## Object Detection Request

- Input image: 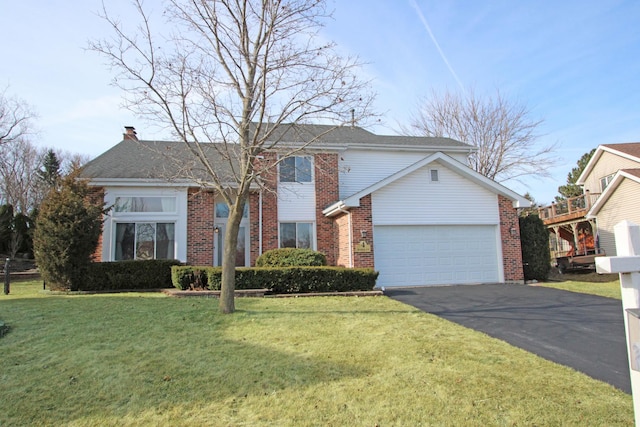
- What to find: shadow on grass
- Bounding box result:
[0,295,370,425]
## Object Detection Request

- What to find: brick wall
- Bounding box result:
[335,212,352,267]
[498,195,524,283]
[259,153,279,254]
[87,186,105,261]
[351,194,375,268]
[187,188,215,265]
[315,153,339,265]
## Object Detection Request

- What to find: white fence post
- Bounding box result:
[596,220,640,425]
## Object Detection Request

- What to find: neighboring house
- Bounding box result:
[81,125,530,288]
[538,142,640,264]
[580,143,640,257]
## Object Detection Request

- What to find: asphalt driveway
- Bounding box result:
[384,283,631,393]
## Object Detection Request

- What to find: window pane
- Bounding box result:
[156,223,175,259]
[115,197,176,213]
[136,223,156,260]
[115,223,135,260]
[280,223,297,248]
[297,157,312,182]
[296,223,312,249]
[215,203,229,218]
[215,202,248,218]
[280,157,296,182]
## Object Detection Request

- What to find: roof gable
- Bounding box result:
[323,152,530,216]
[577,143,640,185]
[587,168,640,217]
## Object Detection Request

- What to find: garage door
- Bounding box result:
[374,225,500,288]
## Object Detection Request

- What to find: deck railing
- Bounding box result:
[537,192,600,221]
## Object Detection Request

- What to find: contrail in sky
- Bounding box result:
[409,0,466,92]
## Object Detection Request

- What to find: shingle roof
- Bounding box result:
[602,143,640,159]
[258,123,471,149]
[81,139,239,182]
[621,168,640,179]
[81,124,473,181]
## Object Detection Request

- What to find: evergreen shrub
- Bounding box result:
[171,265,378,293]
[519,214,551,281]
[81,259,182,291]
[256,248,327,267]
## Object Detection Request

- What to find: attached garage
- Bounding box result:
[323,152,529,288]
[374,225,501,288]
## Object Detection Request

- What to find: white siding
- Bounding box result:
[277,182,316,221]
[596,179,640,257]
[371,161,499,225]
[583,151,640,194]
[339,150,434,199]
[102,186,188,262]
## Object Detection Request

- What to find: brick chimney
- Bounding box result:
[123,126,138,141]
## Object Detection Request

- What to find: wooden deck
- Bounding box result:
[538,193,600,226]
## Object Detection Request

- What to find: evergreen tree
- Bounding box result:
[557,149,596,200]
[519,215,551,281]
[33,171,105,291]
[37,149,61,187]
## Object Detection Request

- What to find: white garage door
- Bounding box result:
[374,225,500,288]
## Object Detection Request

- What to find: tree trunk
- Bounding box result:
[219,198,246,314]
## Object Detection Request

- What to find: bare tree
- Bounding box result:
[0,87,37,146]
[0,142,86,214]
[0,139,43,213]
[406,88,555,182]
[90,0,374,313]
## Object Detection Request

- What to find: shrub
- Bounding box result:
[172,265,378,293]
[33,173,105,291]
[256,248,327,267]
[80,259,182,291]
[519,214,551,281]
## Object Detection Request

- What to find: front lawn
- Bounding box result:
[0,280,632,426]
[539,275,622,299]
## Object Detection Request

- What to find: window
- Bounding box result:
[279,156,312,183]
[430,169,439,182]
[114,196,176,213]
[280,222,313,249]
[215,203,249,218]
[115,222,175,260]
[600,173,615,192]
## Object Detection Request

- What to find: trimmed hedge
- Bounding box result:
[256,248,327,267]
[171,265,379,293]
[79,259,183,291]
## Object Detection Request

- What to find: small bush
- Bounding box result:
[79,259,182,291]
[256,248,327,267]
[171,265,378,293]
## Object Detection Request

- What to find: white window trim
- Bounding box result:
[429,169,439,183]
[102,187,187,262]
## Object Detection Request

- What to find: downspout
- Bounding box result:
[338,207,353,268]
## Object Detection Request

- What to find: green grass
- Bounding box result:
[539,279,622,299]
[0,280,632,426]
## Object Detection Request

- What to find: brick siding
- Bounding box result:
[315,153,339,265]
[87,186,105,261]
[498,195,525,283]
[187,188,215,265]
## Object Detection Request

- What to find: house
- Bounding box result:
[579,143,640,257]
[81,125,530,288]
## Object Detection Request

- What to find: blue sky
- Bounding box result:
[1,1,639,205]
